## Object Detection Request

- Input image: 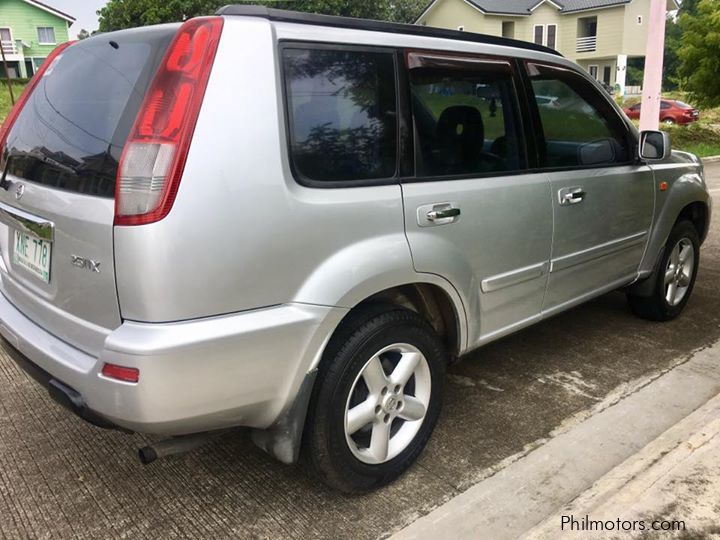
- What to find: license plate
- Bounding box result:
[13,230,51,283]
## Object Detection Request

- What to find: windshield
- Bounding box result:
[2,26,176,197]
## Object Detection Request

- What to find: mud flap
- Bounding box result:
[251,369,317,464]
[626,246,666,298]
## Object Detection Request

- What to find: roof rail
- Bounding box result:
[215,5,563,57]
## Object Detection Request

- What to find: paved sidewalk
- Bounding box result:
[391,340,720,540]
[527,394,720,539]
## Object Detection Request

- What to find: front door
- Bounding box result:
[401,52,553,346]
[525,62,654,313]
[603,65,612,85]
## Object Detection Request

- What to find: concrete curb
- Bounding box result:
[703,155,720,163]
[525,394,720,539]
[390,340,720,540]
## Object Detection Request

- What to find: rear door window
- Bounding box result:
[2,27,175,197]
[282,46,398,185]
[527,62,631,168]
[408,53,525,177]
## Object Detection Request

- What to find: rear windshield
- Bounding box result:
[2,26,176,198]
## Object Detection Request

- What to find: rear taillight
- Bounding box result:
[115,17,224,226]
[0,41,74,171]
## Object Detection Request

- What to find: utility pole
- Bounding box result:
[639,0,667,131]
[0,39,15,106]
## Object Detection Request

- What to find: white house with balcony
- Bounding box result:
[415,0,679,95]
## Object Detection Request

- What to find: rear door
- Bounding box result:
[524,62,654,313]
[0,26,175,356]
[401,52,553,345]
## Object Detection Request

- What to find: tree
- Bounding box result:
[97,0,427,32]
[77,28,91,40]
[626,57,645,87]
[663,15,681,90]
[678,0,701,16]
[98,1,226,31]
[677,0,720,106]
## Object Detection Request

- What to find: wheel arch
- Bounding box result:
[676,200,709,244]
[252,280,467,464]
[631,195,709,298]
[350,282,466,360]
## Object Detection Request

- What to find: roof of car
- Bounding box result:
[216,5,562,57]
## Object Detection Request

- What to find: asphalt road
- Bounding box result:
[1,163,719,540]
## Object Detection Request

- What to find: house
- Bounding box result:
[415,0,678,95]
[0,0,74,78]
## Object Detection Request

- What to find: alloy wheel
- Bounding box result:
[664,237,695,307]
[344,343,432,465]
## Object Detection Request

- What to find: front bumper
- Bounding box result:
[0,291,345,435]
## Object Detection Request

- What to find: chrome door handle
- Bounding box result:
[417,202,461,227]
[427,208,461,221]
[559,187,586,206]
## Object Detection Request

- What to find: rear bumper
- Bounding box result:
[3,339,123,431]
[0,291,345,435]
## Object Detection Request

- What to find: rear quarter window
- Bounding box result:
[282,46,398,186]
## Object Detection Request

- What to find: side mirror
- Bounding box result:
[579,139,615,166]
[639,130,671,161]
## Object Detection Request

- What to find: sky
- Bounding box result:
[47,0,106,38]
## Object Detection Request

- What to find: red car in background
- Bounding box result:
[624,99,700,125]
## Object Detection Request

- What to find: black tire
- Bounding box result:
[627,220,700,321]
[302,305,446,493]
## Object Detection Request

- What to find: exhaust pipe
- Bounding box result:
[138,431,227,464]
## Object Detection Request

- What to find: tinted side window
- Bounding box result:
[409,56,524,177]
[528,63,630,168]
[283,47,397,184]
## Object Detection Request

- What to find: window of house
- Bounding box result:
[37,27,56,44]
[527,63,631,168]
[588,65,599,79]
[547,25,557,49]
[0,28,12,53]
[283,47,397,184]
[534,25,544,45]
[409,55,524,177]
[502,21,515,38]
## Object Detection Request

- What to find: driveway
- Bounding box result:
[1,163,719,539]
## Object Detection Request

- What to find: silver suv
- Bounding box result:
[0,7,711,492]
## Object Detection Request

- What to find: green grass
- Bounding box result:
[674,141,720,157]
[0,81,28,124]
[419,91,506,139]
[665,122,720,157]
